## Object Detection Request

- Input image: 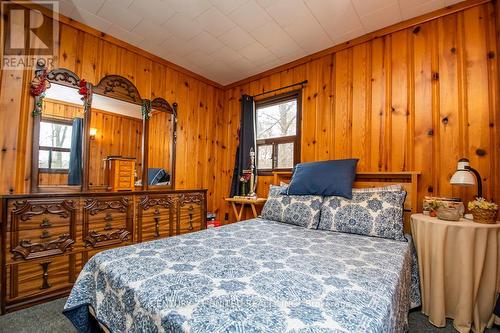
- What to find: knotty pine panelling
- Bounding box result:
[0,16,224,214]
[216,2,500,223]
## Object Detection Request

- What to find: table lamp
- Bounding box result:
[450,158,482,198]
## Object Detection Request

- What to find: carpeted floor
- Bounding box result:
[0,297,499,333]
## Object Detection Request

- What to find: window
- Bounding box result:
[38,119,73,172]
[256,91,300,174]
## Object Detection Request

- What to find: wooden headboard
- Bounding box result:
[272,171,420,233]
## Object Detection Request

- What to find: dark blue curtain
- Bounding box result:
[230,95,256,197]
[68,118,83,185]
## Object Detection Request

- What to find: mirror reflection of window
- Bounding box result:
[37,83,84,187]
[38,119,73,171]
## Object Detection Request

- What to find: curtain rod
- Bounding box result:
[251,80,308,98]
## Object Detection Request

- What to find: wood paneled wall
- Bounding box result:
[0,11,224,213]
[216,2,500,222]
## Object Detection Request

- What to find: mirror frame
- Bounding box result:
[30,61,178,193]
[144,98,178,190]
[30,60,91,192]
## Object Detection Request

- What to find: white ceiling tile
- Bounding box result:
[278,50,307,64]
[185,50,216,68]
[196,7,236,37]
[400,0,445,20]
[97,1,141,31]
[263,0,312,28]
[359,3,402,31]
[68,0,106,15]
[228,0,273,31]
[218,26,256,51]
[251,21,304,59]
[49,0,76,17]
[164,0,212,18]
[190,32,225,54]
[305,0,363,41]
[64,0,456,84]
[210,46,241,62]
[334,27,366,44]
[160,35,198,56]
[209,0,249,15]
[283,18,332,54]
[71,6,112,32]
[239,42,276,66]
[131,20,172,45]
[254,0,276,8]
[128,0,176,25]
[106,24,144,46]
[163,14,203,41]
[352,0,398,16]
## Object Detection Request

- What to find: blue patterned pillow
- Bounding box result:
[262,185,323,229]
[318,185,407,241]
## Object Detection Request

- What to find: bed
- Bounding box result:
[64,172,421,333]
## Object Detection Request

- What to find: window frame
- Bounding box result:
[255,90,301,176]
[38,117,73,174]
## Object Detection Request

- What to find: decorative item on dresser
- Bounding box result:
[105,157,136,191]
[0,189,207,314]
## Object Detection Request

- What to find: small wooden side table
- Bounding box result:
[225,197,267,222]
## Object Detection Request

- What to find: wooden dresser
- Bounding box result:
[0,189,206,313]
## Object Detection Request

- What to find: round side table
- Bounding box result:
[410,213,500,333]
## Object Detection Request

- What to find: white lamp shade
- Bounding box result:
[450,170,475,186]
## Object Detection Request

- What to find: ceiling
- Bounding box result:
[50,0,464,85]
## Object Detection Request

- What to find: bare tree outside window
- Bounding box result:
[39,120,72,172]
[255,92,300,173]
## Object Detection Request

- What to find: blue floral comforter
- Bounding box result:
[64,218,421,333]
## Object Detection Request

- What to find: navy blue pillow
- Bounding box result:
[282,159,358,199]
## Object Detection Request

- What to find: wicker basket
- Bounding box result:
[471,208,498,224]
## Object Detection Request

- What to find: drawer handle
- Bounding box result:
[40,230,51,239]
[40,261,52,289]
[104,222,113,231]
[154,217,160,237]
[188,216,194,230]
[104,213,113,222]
[40,218,52,228]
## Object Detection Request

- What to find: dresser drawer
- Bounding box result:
[6,225,77,263]
[141,215,174,241]
[6,255,75,303]
[6,199,77,231]
[178,204,202,235]
[83,197,133,248]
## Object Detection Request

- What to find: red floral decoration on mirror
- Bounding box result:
[78,79,91,110]
[30,69,50,116]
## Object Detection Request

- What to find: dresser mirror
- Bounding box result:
[144,98,177,189]
[89,75,144,191]
[31,67,88,192]
[30,63,178,193]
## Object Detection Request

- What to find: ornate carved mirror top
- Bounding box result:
[92,75,142,105]
[45,68,81,89]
